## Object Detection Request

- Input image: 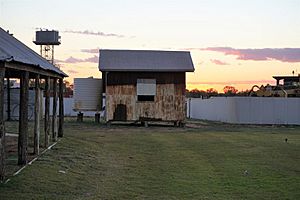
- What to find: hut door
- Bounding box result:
[113,104,127,121]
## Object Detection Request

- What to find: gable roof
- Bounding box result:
[99,49,195,72]
[0,27,67,77]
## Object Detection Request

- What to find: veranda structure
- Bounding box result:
[0,27,67,181]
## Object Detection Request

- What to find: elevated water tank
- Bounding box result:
[73,78,102,111]
[33,30,61,45]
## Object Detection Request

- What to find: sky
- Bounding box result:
[1,0,300,92]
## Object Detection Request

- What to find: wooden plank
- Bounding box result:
[6,78,11,121]
[0,67,5,181]
[33,74,40,155]
[58,78,64,138]
[18,71,29,165]
[52,78,58,142]
[4,62,65,79]
[44,77,50,148]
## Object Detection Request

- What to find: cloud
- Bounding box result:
[64,57,82,63]
[187,80,274,85]
[210,59,229,65]
[67,69,79,74]
[81,48,99,54]
[84,55,99,63]
[56,55,99,64]
[201,47,300,63]
[63,29,125,38]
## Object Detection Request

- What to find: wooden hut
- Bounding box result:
[99,49,194,125]
[0,27,67,181]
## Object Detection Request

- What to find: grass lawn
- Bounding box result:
[0,119,299,200]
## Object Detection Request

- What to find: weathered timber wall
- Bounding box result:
[105,72,186,122]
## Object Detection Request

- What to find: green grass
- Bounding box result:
[1,119,300,199]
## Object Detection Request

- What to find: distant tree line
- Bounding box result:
[57,83,249,99]
[186,86,250,98]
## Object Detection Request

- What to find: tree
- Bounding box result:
[186,88,207,98]
[223,86,238,96]
[206,88,218,96]
[63,80,73,98]
[186,88,219,98]
[237,89,250,96]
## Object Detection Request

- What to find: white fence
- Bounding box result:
[5,96,98,120]
[46,97,98,117]
[187,97,300,125]
[9,95,300,124]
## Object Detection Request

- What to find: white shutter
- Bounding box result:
[137,79,156,96]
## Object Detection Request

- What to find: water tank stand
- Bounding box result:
[95,113,100,123]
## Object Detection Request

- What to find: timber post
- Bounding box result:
[44,77,50,148]
[33,74,40,155]
[6,77,11,121]
[0,67,5,181]
[18,71,29,165]
[58,78,64,138]
[52,78,58,142]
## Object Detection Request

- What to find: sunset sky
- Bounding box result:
[1,0,300,92]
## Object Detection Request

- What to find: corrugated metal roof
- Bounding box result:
[99,49,195,72]
[0,27,67,77]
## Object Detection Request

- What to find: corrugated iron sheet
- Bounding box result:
[99,49,195,72]
[0,27,67,77]
[73,78,103,111]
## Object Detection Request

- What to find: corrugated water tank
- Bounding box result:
[73,78,102,111]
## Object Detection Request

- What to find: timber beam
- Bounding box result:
[4,62,65,79]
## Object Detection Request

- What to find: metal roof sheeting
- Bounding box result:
[0,27,67,77]
[99,49,195,72]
